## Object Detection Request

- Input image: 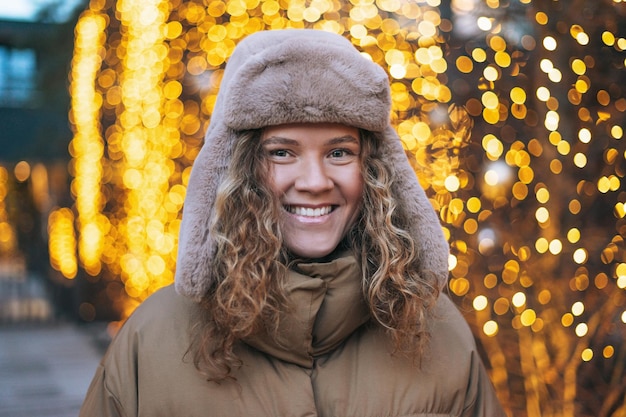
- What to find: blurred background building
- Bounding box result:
[0,1,88,324]
[0,0,624,416]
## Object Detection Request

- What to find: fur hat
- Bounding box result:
[174,29,450,301]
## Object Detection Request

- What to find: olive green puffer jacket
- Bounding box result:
[80,256,506,417]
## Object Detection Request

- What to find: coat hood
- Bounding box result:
[174,29,450,301]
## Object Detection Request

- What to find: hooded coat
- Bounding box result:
[80,30,506,417]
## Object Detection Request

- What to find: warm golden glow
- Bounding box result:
[69,12,108,276]
[0,167,17,254]
[48,208,78,279]
[473,295,488,311]
[62,1,626,414]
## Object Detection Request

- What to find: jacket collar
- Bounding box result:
[242,254,370,368]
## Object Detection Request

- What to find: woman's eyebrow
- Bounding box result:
[261,136,300,146]
[261,135,359,146]
[326,135,360,146]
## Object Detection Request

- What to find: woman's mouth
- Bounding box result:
[285,205,334,217]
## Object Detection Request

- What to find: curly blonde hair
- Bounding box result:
[189,128,440,381]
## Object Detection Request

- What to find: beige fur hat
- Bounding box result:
[174,29,450,301]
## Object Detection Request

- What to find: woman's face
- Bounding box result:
[261,123,364,259]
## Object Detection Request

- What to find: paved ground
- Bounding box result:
[0,323,106,417]
[0,266,111,416]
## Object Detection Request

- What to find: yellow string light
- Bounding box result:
[69,11,108,276]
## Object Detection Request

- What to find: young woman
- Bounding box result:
[80,29,506,417]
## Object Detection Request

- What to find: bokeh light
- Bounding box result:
[54,0,626,415]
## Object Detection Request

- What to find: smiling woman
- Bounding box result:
[80,29,505,417]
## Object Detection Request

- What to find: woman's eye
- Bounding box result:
[269,149,289,157]
[330,149,356,158]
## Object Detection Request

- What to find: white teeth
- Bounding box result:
[288,206,332,217]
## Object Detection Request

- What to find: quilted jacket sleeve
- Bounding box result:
[461,348,507,417]
[79,313,141,417]
[79,362,129,417]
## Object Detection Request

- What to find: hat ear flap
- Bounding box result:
[381,126,450,290]
[174,125,232,301]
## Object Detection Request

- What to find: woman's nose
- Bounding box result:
[294,158,333,193]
